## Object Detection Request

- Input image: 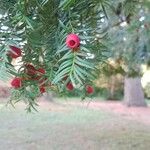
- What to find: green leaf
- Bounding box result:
[75,57,95,69]
[74,66,86,80]
[80,46,90,53]
[73,69,83,85]
[56,44,68,54]
[53,67,71,84]
[59,0,73,9]
[76,56,94,65]
[70,73,76,86]
[25,17,34,30]
[59,50,73,62]
[57,59,72,73]
[76,66,94,79]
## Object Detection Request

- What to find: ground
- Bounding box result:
[0,98,150,150]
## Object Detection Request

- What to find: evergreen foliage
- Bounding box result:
[0,0,150,111]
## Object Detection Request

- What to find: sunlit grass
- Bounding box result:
[0,101,150,150]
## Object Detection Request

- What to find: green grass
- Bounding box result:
[0,102,150,150]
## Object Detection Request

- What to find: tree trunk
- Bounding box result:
[108,75,116,100]
[123,77,147,107]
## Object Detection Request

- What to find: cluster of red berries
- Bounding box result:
[65,34,94,94]
[25,64,47,94]
[9,34,80,59]
[65,34,78,91]
[10,34,94,95]
[8,46,22,90]
[66,82,94,94]
[8,45,47,94]
[11,64,47,94]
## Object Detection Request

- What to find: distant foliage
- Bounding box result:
[144,83,150,98]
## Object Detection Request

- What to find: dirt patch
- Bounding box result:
[36,99,150,126]
[38,101,71,112]
[2,96,150,125]
[0,81,10,98]
[1,99,150,150]
[69,101,150,125]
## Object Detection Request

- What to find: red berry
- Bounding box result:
[40,86,46,94]
[11,77,22,89]
[35,68,46,83]
[66,82,74,91]
[36,68,46,74]
[86,85,94,94]
[9,46,21,59]
[25,64,36,76]
[66,34,80,49]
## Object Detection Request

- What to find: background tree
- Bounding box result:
[107,1,150,106]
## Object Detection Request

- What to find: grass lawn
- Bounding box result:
[0,101,150,150]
